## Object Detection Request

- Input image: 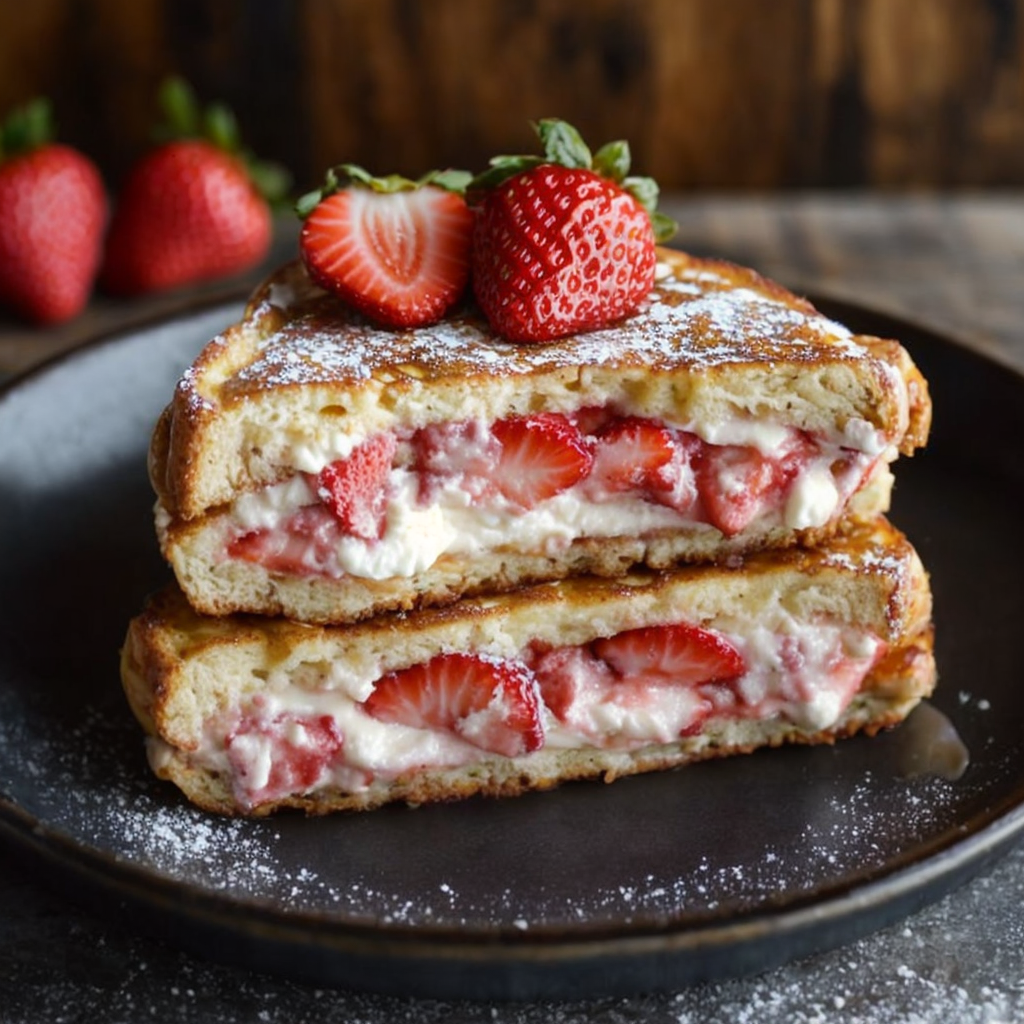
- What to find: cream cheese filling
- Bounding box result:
[172,612,882,809]
[225,429,888,582]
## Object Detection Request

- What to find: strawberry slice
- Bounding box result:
[316,433,397,541]
[298,167,473,328]
[226,710,344,804]
[411,418,499,503]
[590,417,676,493]
[363,653,544,758]
[228,504,341,575]
[696,434,819,536]
[695,444,780,537]
[491,413,593,509]
[530,644,616,721]
[593,623,745,688]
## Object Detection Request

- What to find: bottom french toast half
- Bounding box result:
[121,516,935,817]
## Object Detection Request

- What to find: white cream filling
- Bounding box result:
[226,432,880,581]
[187,613,881,806]
[277,413,885,481]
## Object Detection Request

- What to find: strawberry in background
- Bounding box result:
[0,98,107,325]
[101,77,289,296]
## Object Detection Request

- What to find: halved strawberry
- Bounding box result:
[316,433,397,541]
[298,165,473,328]
[363,653,544,758]
[593,623,745,688]
[226,710,344,804]
[491,413,593,509]
[590,417,676,493]
[228,504,341,576]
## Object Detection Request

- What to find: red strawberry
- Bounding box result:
[363,653,544,758]
[593,623,745,689]
[469,119,676,343]
[0,99,106,324]
[298,164,473,328]
[531,644,615,722]
[316,433,397,541]
[227,708,344,804]
[491,412,593,508]
[695,445,778,537]
[411,418,498,502]
[590,417,676,494]
[228,504,340,576]
[101,78,285,295]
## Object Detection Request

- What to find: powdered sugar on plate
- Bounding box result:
[0,684,1007,931]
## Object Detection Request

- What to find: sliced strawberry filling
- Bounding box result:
[315,432,396,541]
[362,652,544,758]
[225,407,881,577]
[216,617,885,806]
[532,622,747,740]
[225,704,346,807]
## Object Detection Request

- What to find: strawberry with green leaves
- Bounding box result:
[297,164,474,329]
[0,99,106,325]
[101,78,288,296]
[469,119,676,343]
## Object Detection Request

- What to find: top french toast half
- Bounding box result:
[151,246,931,522]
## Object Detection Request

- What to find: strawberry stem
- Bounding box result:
[295,164,472,219]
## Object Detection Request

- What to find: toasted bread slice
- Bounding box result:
[151,249,930,624]
[122,516,935,817]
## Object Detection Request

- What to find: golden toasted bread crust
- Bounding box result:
[152,248,931,521]
[121,516,935,816]
[156,461,894,625]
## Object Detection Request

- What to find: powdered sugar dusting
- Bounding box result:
[220,254,872,396]
[0,684,1006,930]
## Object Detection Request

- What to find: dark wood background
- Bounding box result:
[2,0,1023,195]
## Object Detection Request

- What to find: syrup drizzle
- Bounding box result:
[895,701,969,781]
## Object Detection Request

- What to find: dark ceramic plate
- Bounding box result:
[0,298,1022,1001]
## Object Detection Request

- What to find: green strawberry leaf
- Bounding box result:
[295,163,472,219]
[467,155,543,193]
[536,119,592,169]
[593,140,631,183]
[246,155,292,206]
[203,102,240,153]
[622,175,659,214]
[1,97,53,159]
[155,76,200,141]
[422,168,473,192]
[650,211,678,243]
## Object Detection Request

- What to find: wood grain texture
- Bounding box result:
[1,0,1023,191]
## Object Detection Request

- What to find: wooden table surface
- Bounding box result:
[1,192,1023,378]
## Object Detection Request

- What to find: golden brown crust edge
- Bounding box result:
[151,248,932,521]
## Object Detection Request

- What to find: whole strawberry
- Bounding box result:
[297,164,474,328]
[470,120,676,343]
[101,78,288,296]
[0,99,106,325]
